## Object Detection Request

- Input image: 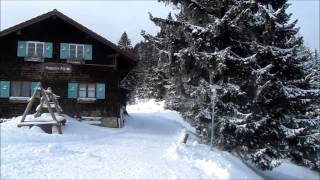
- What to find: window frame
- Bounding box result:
[21,81,31,97]
[79,83,88,98]
[77,83,96,99]
[26,41,45,58]
[10,81,31,97]
[87,83,96,98]
[69,44,84,59]
[11,81,21,97]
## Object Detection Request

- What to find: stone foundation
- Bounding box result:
[101,117,118,128]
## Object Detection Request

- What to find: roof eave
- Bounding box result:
[0,9,138,62]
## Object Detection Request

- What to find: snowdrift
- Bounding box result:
[1,99,318,179]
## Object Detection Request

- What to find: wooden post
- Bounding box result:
[209,74,216,149]
[183,134,189,144]
[41,88,58,123]
[52,95,62,113]
[34,97,44,118]
[210,88,216,149]
[20,82,40,123]
[41,88,62,134]
[51,124,62,134]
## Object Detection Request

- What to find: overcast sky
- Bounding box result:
[1,0,319,51]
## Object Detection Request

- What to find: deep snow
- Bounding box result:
[1,99,319,179]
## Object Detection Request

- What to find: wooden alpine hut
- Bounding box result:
[0,9,137,128]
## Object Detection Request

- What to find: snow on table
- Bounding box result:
[1,99,319,179]
[23,113,65,122]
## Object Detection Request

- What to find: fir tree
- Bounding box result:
[143,0,320,171]
[130,12,181,101]
[130,40,164,101]
[118,32,133,50]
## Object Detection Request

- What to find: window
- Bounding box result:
[78,83,95,98]
[69,44,84,59]
[11,81,31,97]
[88,84,95,98]
[79,83,87,98]
[36,43,44,57]
[27,42,44,58]
[27,43,35,57]
[18,41,52,59]
[77,45,84,59]
[70,44,76,59]
[68,82,105,100]
[11,81,21,97]
[60,43,92,61]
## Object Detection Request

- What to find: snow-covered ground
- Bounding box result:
[1,99,319,179]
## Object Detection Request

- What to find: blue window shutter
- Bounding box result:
[96,83,105,99]
[68,82,78,99]
[60,43,69,59]
[31,82,40,96]
[17,41,27,57]
[0,81,10,98]
[84,44,92,60]
[44,42,53,58]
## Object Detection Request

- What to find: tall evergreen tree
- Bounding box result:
[143,0,320,170]
[130,41,163,101]
[130,12,180,101]
[118,32,133,50]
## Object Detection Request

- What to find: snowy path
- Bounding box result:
[1,100,318,179]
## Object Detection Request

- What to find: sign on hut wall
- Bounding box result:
[42,63,72,73]
[21,63,72,78]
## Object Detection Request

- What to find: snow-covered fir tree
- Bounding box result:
[129,13,177,101]
[142,0,320,171]
[129,40,164,101]
[118,32,133,50]
[117,32,137,94]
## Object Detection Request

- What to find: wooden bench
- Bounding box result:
[80,116,102,126]
[17,116,66,134]
[17,83,65,134]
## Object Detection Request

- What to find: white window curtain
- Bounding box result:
[79,83,87,98]
[87,84,95,98]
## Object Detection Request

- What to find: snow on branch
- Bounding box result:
[148,12,182,27]
[234,117,268,134]
[283,86,320,99]
[252,64,274,84]
[274,3,289,17]
[280,125,305,139]
[141,31,165,49]
[258,3,276,20]
[251,41,296,56]
[188,0,216,15]
[255,80,272,99]
[283,86,306,98]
